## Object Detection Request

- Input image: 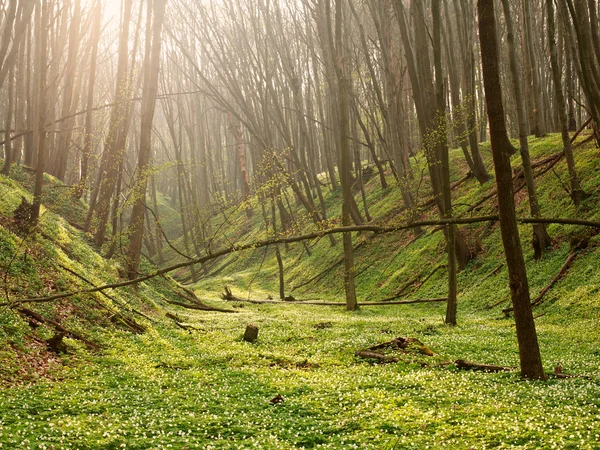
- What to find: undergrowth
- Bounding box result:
[1,133,600,448]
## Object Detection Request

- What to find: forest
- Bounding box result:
[1,0,600,447]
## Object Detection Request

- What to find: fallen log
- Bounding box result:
[164,312,202,331]
[221,290,447,307]
[383,265,445,302]
[454,359,515,372]
[355,350,399,363]
[17,308,100,350]
[166,299,236,313]
[57,263,151,329]
[367,337,436,356]
[8,215,600,308]
[481,263,505,283]
[503,251,578,316]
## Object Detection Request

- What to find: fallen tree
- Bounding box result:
[502,250,579,316]
[17,308,100,350]
[221,288,447,307]
[4,215,600,307]
[355,336,515,372]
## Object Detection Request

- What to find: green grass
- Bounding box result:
[1,133,600,448]
[1,306,599,449]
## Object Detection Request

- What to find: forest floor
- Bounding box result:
[1,133,600,448]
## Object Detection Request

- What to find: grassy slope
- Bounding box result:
[1,134,600,449]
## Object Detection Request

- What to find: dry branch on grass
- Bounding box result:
[454,359,514,372]
[222,287,447,307]
[17,308,100,350]
[355,337,515,372]
[503,251,579,316]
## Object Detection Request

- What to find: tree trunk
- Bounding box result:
[501,0,553,258]
[478,0,546,380]
[523,0,546,137]
[431,0,457,325]
[75,0,101,199]
[30,0,49,225]
[126,0,167,279]
[547,0,586,206]
[331,0,357,311]
[1,66,14,175]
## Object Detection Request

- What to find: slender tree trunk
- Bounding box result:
[126,0,166,278]
[523,0,546,137]
[501,0,553,258]
[331,0,357,310]
[429,0,457,325]
[75,0,101,199]
[478,0,546,380]
[271,201,285,300]
[1,66,14,175]
[53,0,81,181]
[30,0,49,225]
[547,0,586,206]
[23,22,33,167]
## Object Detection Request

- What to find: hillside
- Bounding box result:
[1,133,600,448]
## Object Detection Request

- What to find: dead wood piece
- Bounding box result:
[167,299,236,313]
[355,350,399,363]
[10,216,600,308]
[46,333,68,354]
[57,263,149,332]
[166,312,184,322]
[570,116,592,143]
[481,263,505,283]
[454,359,515,372]
[17,308,100,350]
[173,321,196,332]
[503,251,578,316]
[365,297,447,306]
[243,324,259,342]
[487,297,509,310]
[165,312,200,332]
[270,394,284,404]
[393,274,421,299]
[160,274,203,305]
[221,291,448,306]
[110,314,146,334]
[367,337,435,356]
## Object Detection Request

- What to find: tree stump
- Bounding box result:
[243,324,259,342]
[46,333,68,354]
[13,196,33,232]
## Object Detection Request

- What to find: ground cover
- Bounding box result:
[1,302,599,449]
[1,133,600,448]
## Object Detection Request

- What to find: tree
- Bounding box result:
[126,0,167,279]
[478,0,546,380]
[547,0,586,206]
[330,0,357,310]
[500,0,553,258]
[30,0,49,225]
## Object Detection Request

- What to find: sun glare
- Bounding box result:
[101,0,123,21]
[81,0,123,23]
